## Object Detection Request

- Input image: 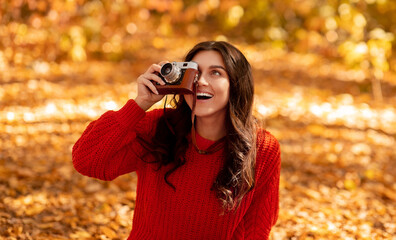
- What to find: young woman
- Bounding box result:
[72,41,281,239]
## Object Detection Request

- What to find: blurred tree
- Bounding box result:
[0,0,394,86]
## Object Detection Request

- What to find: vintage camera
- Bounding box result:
[155,61,199,95]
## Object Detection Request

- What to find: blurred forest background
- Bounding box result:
[1,0,395,239]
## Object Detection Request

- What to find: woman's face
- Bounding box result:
[185,50,230,120]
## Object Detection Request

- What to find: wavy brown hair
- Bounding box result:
[138,41,257,212]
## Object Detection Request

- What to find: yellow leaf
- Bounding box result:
[125,191,136,201]
[344,179,356,190]
[70,230,91,239]
[100,226,118,239]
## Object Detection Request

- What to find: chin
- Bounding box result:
[194,107,228,119]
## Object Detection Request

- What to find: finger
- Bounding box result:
[147,73,166,85]
[137,74,146,83]
[150,61,170,74]
[139,72,164,85]
[150,64,161,73]
[140,73,165,85]
[142,78,159,95]
[147,63,163,74]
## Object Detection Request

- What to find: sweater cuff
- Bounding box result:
[115,99,146,130]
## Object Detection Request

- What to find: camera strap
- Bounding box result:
[190,81,225,155]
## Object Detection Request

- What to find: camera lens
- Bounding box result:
[160,63,181,83]
[162,64,172,75]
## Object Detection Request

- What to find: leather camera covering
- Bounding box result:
[156,68,198,95]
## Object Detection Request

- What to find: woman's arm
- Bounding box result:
[72,100,162,180]
[72,62,166,181]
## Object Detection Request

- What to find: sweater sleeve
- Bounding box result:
[233,131,281,240]
[72,99,162,181]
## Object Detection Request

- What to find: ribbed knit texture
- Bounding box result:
[72,99,281,240]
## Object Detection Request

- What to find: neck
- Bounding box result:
[195,114,227,141]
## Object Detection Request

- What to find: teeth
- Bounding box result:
[197,93,213,98]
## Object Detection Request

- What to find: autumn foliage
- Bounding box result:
[1,0,395,239]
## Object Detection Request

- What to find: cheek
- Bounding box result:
[221,91,230,107]
[217,81,230,102]
[224,90,230,102]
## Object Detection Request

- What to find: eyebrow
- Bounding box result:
[209,65,226,71]
[197,65,227,73]
[197,65,226,71]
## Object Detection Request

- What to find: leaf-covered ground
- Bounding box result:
[1,46,395,239]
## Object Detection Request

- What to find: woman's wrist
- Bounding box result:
[134,97,153,111]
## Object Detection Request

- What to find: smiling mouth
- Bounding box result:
[196,92,214,100]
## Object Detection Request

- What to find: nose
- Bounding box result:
[197,74,209,86]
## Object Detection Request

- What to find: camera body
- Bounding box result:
[155,61,199,95]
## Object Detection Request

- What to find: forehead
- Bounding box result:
[191,50,225,68]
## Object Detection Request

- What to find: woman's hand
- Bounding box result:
[134,62,167,111]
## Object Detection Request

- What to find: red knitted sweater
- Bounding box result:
[72,99,281,240]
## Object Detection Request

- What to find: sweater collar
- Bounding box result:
[191,130,226,154]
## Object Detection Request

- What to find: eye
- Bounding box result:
[211,70,221,76]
